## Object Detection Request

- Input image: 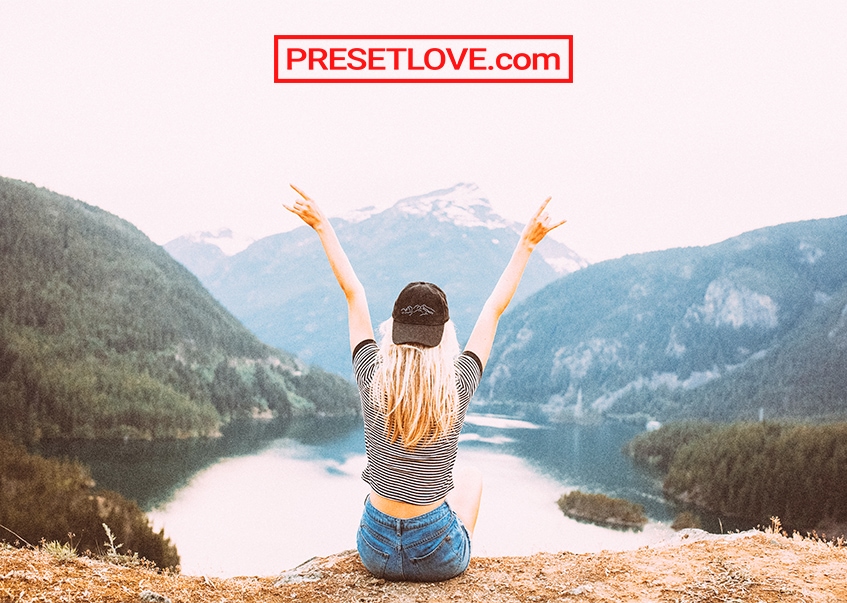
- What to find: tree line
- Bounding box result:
[626,421,847,534]
[0,437,179,569]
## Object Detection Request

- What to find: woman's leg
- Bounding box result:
[447,466,483,538]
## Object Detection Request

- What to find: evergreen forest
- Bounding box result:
[0,176,359,445]
[627,422,847,535]
[0,437,179,568]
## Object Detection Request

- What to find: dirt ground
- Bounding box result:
[2,529,846,602]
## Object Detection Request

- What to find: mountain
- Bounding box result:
[0,176,358,444]
[163,228,254,279]
[477,215,847,422]
[166,183,587,376]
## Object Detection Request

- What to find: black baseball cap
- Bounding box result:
[391,282,449,347]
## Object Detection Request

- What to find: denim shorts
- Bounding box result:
[356,497,471,582]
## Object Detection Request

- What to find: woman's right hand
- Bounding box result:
[284,184,328,231]
[282,183,375,348]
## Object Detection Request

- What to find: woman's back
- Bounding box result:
[354,337,483,506]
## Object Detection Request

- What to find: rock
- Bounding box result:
[275,550,358,586]
[139,590,171,603]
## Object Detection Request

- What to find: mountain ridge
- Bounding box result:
[166,183,588,375]
[478,214,847,422]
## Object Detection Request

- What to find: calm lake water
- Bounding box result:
[41,415,683,577]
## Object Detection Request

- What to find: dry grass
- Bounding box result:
[1,526,846,603]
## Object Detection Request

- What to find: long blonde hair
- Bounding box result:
[371,318,460,448]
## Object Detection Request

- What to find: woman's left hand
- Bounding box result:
[520,197,567,249]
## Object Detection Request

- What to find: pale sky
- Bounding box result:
[1,1,845,262]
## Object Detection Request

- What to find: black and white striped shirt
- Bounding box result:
[353,339,483,505]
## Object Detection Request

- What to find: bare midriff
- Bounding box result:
[369,490,445,519]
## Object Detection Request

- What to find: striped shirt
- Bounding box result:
[353,339,483,505]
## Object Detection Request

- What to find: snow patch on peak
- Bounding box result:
[538,251,590,274]
[183,228,255,256]
[341,205,379,223]
[394,183,511,230]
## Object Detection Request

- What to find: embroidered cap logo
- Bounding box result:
[401,304,435,317]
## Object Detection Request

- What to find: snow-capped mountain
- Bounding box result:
[385,183,586,276]
[394,183,512,230]
[181,228,255,255]
[166,183,587,375]
[164,229,255,279]
[165,201,847,423]
[393,183,585,274]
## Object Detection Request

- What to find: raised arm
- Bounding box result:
[284,185,374,352]
[465,197,566,368]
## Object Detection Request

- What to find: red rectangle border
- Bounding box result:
[274,35,573,83]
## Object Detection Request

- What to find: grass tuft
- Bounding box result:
[97,523,159,571]
[41,539,77,563]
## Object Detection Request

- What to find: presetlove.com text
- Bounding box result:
[274,35,572,83]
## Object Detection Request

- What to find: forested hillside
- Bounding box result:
[627,421,847,534]
[479,215,847,422]
[0,177,358,444]
[0,437,179,568]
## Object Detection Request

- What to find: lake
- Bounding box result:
[40,415,682,577]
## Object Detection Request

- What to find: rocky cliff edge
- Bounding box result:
[1,529,845,602]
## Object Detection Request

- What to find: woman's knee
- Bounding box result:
[454,466,483,494]
[449,466,483,537]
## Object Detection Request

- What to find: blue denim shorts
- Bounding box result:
[356,497,471,582]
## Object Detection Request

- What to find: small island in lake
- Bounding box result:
[557,490,648,530]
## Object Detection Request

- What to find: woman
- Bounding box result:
[285,185,564,582]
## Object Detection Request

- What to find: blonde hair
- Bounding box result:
[371,318,460,448]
